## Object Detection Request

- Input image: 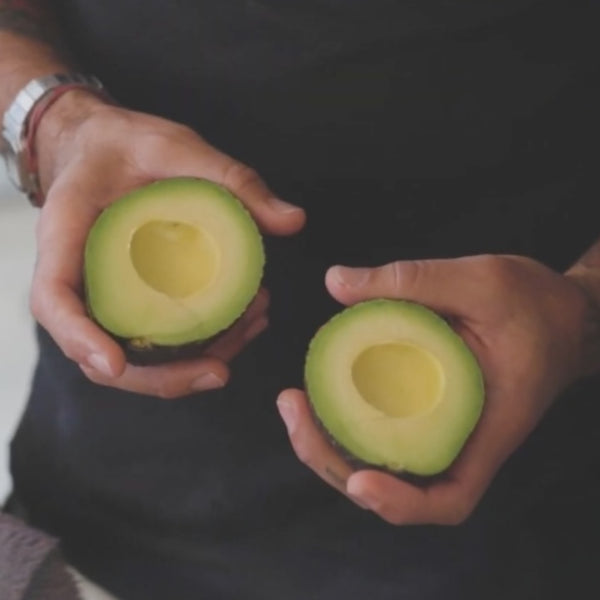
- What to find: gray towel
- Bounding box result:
[0,512,81,600]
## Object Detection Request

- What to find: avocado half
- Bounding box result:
[305,299,484,477]
[84,177,265,364]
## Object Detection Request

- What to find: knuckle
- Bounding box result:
[167,123,203,147]
[139,131,174,160]
[222,161,261,194]
[29,287,43,321]
[61,346,81,364]
[169,122,197,139]
[291,438,313,467]
[243,316,268,343]
[389,261,406,293]
[154,381,181,400]
[138,123,197,161]
[29,280,53,327]
[386,259,426,295]
[475,254,514,286]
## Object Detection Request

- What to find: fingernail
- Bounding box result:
[268,197,302,214]
[333,266,370,288]
[277,396,297,434]
[87,353,113,378]
[243,316,268,341]
[191,372,225,391]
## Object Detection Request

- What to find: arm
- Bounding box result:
[278,241,600,524]
[1,2,306,397]
[0,1,69,109]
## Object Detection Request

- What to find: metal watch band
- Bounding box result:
[1,73,105,203]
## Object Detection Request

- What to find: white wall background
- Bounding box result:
[0,165,118,596]
[0,172,37,502]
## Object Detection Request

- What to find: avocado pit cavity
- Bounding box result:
[351,342,443,418]
[130,220,218,298]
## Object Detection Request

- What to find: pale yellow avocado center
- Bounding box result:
[351,342,444,418]
[130,220,218,298]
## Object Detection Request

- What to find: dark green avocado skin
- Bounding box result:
[117,336,215,366]
[111,313,244,365]
[306,386,448,486]
[87,298,219,366]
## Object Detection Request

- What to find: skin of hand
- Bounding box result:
[29,90,306,398]
[277,254,600,524]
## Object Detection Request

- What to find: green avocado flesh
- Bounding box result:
[84,178,264,353]
[305,299,484,476]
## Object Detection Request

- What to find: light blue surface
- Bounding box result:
[0,174,37,503]
[0,174,119,599]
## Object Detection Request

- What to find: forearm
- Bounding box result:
[565,237,600,377]
[1,2,110,198]
[0,1,71,113]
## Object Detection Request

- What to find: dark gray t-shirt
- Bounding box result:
[10,1,600,598]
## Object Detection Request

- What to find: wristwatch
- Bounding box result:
[1,73,105,204]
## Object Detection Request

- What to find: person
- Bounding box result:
[1,1,599,598]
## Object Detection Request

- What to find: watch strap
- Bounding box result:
[1,73,107,205]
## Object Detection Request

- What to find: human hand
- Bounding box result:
[29,90,305,397]
[277,254,595,524]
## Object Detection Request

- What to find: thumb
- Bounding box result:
[325,256,491,316]
[210,158,306,236]
[151,136,306,236]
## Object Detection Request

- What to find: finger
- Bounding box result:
[347,440,497,526]
[202,288,269,361]
[346,470,472,525]
[81,355,229,399]
[325,256,496,317]
[205,315,269,363]
[31,277,126,375]
[31,185,127,377]
[276,389,368,508]
[346,394,519,526]
[151,137,306,236]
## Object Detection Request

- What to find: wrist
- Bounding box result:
[35,87,110,194]
[2,72,110,205]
